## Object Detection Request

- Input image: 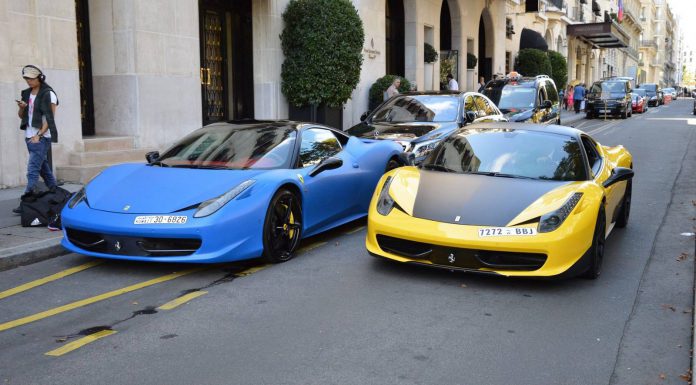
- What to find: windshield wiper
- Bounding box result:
[467,171,537,180]
[421,164,456,173]
[170,165,229,170]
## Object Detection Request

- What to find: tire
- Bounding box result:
[581,205,606,280]
[385,157,400,172]
[621,107,628,119]
[585,112,593,119]
[262,189,302,263]
[615,180,632,228]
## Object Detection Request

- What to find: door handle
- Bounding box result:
[352,163,359,168]
[200,68,212,85]
[200,68,206,85]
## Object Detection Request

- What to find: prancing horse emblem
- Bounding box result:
[448,253,455,263]
[114,241,121,251]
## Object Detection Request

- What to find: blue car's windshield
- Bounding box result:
[158,125,297,170]
[372,95,460,123]
[421,129,587,181]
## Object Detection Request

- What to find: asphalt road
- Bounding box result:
[1,100,694,385]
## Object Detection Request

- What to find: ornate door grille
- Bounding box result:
[201,11,227,124]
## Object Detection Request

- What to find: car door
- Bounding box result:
[295,127,362,236]
[544,81,560,124]
[580,135,622,226]
[472,95,507,123]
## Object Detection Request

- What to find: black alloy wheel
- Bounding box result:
[262,189,302,263]
[615,179,632,228]
[582,205,606,279]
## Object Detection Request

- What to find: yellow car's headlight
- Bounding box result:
[538,193,583,233]
[376,176,395,216]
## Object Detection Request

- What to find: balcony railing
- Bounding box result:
[640,39,657,49]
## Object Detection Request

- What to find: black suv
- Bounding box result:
[637,83,662,107]
[482,74,561,125]
[585,78,633,119]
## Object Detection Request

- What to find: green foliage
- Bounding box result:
[368,75,412,110]
[280,0,365,107]
[547,50,568,90]
[514,48,552,77]
[467,53,478,69]
[424,43,438,63]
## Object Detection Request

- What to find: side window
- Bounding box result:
[299,128,342,168]
[474,96,498,118]
[538,84,548,105]
[546,82,559,103]
[464,95,476,118]
[581,136,602,177]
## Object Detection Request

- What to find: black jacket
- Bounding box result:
[20,83,59,143]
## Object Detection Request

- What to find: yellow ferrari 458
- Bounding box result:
[366,122,633,279]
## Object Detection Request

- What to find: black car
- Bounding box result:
[637,83,662,107]
[585,78,633,119]
[482,74,561,125]
[347,91,506,164]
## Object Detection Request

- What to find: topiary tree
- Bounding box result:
[424,43,438,63]
[467,53,478,69]
[368,75,412,111]
[547,50,568,90]
[280,0,364,108]
[514,48,552,77]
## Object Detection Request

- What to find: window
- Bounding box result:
[545,82,560,103]
[505,51,511,74]
[474,96,497,119]
[581,136,602,177]
[299,128,342,168]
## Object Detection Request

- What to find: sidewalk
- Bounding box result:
[560,109,586,126]
[0,183,82,271]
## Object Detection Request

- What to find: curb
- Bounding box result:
[0,237,68,272]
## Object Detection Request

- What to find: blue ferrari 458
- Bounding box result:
[61,121,405,263]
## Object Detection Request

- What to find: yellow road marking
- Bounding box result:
[0,268,204,333]
[158,291,208,310]
[0,261,103,301]
[345,226,366,235]
[297,241,327,253]
[45,330,117,357]
[235,265,270,277]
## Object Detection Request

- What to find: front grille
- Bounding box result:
[65,228,201,257]
[376,235,546,271]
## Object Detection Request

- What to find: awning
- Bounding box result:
[566,21,629,48]
[519,28,548,52]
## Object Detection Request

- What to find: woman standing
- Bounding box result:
[566,85,574,111]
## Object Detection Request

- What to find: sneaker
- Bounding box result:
[12,206,22,214]
[47,224,61,231]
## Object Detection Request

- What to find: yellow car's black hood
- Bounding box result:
[412,170,569,226]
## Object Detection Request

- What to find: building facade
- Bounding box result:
[0,0,680,189]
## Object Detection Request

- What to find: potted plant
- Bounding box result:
[281,0,364,128]
[467,53,478,69]
[423,43,438,90]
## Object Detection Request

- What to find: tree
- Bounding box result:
[280,0,365,107]
[515,48,552,77]
[547,51,568,90]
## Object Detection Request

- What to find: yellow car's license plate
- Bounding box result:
[478,227,537,237]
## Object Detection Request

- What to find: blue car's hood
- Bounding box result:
[86,164,264,214]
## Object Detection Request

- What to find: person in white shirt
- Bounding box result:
[447,74,459,91]
[384,77,401,100]
[14,65,59,214]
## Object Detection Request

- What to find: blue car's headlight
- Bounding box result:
[193,180,255,218]
[376,176,395,216]
[538,193,583,233]
[68,187,87,209]
[411,139,440,159]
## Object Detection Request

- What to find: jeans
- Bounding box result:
[574,100,582,113]
[25,137,57,194]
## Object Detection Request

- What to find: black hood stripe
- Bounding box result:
[412,171,569,227]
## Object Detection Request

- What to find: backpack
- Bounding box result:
[20,187,73,228]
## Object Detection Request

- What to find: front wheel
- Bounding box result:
[385,157,401,172]
[262,189,302,263]
[581,205,606,280]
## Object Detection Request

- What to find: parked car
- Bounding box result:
[663,87,677,100]
[347,91,506,165]
[637,83,662,107]
[693,94,695,115]
[366,122,634,279]
[630,92,647,114]
[585,77,633,119]
[632,89,649,113]
[482,73,561,125]
[61,121,405,264]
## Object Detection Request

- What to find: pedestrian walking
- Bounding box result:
[566,85,574,111]
[14,65,59,214]
[559,88,565,109]
[573,83,585,113]
[384,77,401,101]
[447,73,459,91]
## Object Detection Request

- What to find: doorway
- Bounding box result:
[75,0,95,136]
[478,15,492,83]
[199,0,254,125]
[385,0,405,76]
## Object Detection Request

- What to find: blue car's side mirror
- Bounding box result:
[309,157,343,177]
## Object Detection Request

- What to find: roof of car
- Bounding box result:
[457,122,584,138]
[203,120,333,132]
